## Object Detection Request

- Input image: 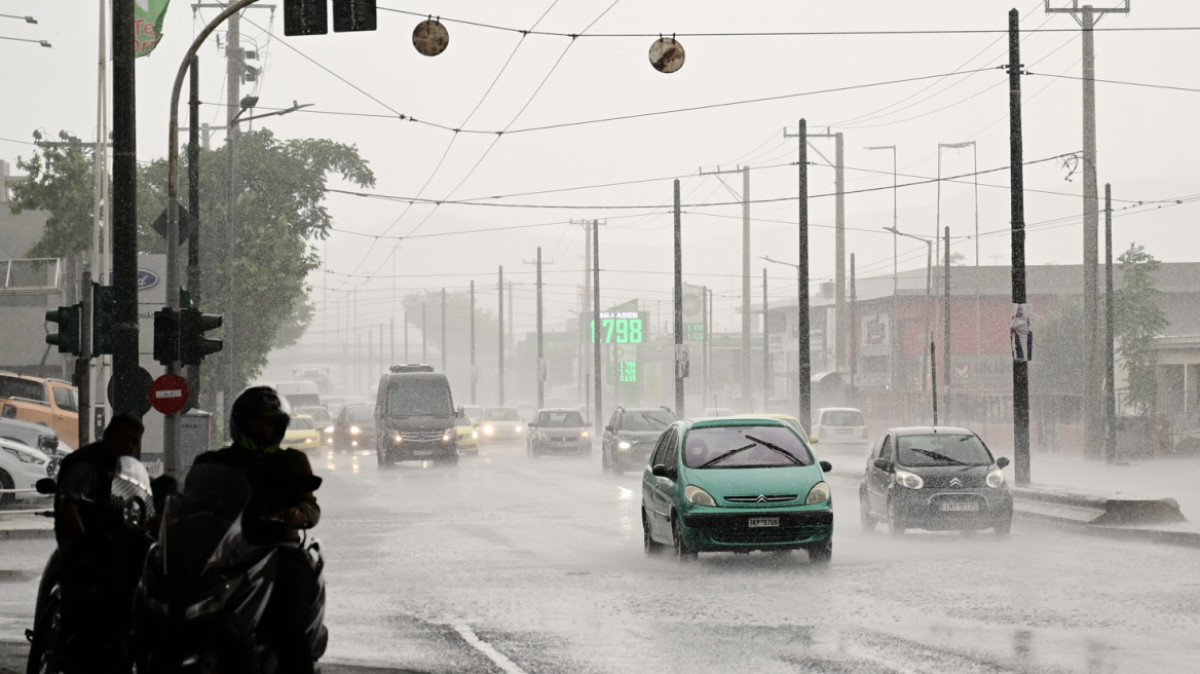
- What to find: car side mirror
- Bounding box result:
[35,478,56,495]
[651,464,675,479]
[604,424,613,432]
[456,406,465,418]
[809,435,820,444]
[996,456,1011,469]
[873,458,893,472]
[527,423,537,429]
[819,460,832,473]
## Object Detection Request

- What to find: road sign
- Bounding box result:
[108,367,155,417]
[150,373,189,415]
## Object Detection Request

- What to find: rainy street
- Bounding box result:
[254,442,1200,672]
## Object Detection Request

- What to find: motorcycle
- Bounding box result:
[133,462,327,674]
[25,455,157,674]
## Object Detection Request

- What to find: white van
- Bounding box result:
[272,380,322,409]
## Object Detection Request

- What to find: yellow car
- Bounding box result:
[282,414,322,455]
[456,413,480,454]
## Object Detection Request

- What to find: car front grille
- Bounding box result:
[724,494,798,504]
[405,431,444,442]
[709,527,827,544]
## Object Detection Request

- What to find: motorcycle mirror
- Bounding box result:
[35,478,56,495]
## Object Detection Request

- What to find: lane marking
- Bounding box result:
[453,622,528,674]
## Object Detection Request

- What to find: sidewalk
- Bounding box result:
[0,504,53,541]
[1023,451,1200,522]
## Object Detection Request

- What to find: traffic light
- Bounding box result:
[153,307,179,365]
[92,284,116,356]
[283,0,327,36]
[45,304,82,355]
[179,307,223,366]
[333,0,376,32]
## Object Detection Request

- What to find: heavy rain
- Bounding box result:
[2,2,1200,673]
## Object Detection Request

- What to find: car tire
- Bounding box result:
[859,492,875,534]
[0,469,13,506]
[994,518,1012,537]
[807,539,833,565]
[436,454,459,467]
[601,450,611,473]
[376,450,392,469]
[888,501,905,537]
[672,515,697,563]
[642,509,663,557]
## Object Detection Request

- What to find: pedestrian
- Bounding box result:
[53,413,147,674]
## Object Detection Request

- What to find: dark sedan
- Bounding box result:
[859,426,1012,536]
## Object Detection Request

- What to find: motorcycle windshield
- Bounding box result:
[112,455,155,525]
[161,464,252,590]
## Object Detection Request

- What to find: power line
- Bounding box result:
[1026,72,1200,94]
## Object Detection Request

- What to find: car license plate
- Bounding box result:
[835,428,852,435]
[748,517,779,528]
[413,449,435,456]
[941,501,978,512]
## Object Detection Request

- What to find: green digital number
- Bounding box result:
[630,319,643,343]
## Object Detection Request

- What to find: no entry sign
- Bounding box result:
[150,373,189,415]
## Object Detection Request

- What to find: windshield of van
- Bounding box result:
[386,380,452,416]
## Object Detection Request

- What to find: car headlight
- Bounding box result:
[515,425,523,434]
[392,434,403,444]
[580,430,589,439]
[324,425,335,434]
[986,469,1006,488]
[350,425,362,435]
[443,428,455,442]
[2,446,42,464]
[123,498,145,528]
[895,470,924,489]
[617,440,632,451]
[684,485,717,507]
[805,481,831,505]
[483,424,494,435]
[304,437,313,444]
[471,431,478,439]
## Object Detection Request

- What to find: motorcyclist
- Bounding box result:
[193,386,324,673]
[52,412,147,674]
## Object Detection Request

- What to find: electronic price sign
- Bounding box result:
[589,311,647,344]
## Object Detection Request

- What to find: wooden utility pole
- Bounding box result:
[1009,8,1030,485]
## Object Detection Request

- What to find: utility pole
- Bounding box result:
[1046,0,1129,459]
[698,166,752,411]
[849,255,857,404]
[944,226,952,422]
[762,268,769,412]
[673,180,684,418]
[783,120,812,427]
[404,309,409,362]
[803,128,846,371]
[571,219,593,407]
[498,266,505,405]
[222,7,241,422]
[536,247,545,409]
[592,220,602,438]
[441,288,446,372]
[701,284,709,411]
[111,0,140,423]
[1009,8,1031,485]
[470,280,476,404]
[1104,183,1116,464]
[421,300,427,362]
[186,55,202,413]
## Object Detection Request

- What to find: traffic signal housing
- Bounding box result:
[45,304,82,355]
[92,284,116,356]
[283,0,328,36]
[333,0,376,32]
[153,307,179,365]
[179,307,223,366]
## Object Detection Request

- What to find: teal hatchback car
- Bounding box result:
[641,416,834,564]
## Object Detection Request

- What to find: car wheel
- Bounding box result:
[807,539,833,565]
[994,518,1012,537]
[671,515,697,563]
[860,495,875,533]
[530,444,541,459]
[437,454,459,467]
[642,509,663,557]
[601,450,610,473]
[0,469,13,506]
[376,450,391,469]
[887,500,905,537]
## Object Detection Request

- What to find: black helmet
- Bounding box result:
[230,386,291,454]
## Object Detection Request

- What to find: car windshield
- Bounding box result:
[347,405,374,423]
[537,411,585,427]
[683,425,814,469]
[0,377,45,402]
[820,410,865,426]
[297,407,331,424]
[897,434,993,467]
[386,380,452,416]
[290,417,316,430]
[621,411,674,431]
[485,408,520,421]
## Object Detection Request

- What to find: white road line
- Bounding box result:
[453,623,528,674]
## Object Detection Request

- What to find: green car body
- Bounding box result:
[641,416,834,564]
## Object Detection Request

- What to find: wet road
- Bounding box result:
[2,441,1199,672]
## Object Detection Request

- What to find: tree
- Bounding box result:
[1114,243,1167,415]
[8,143,104,258]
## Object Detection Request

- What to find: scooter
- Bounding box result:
[25,456,157,674]
[133,462,327,674]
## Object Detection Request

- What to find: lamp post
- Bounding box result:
[865,144,898,394]
[938,141,980,359]
[761,255,801,411]
[884,227,932,396]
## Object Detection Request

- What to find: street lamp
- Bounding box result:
[761,255,801,408]
[938,141,981,359]
[865,145,899,394]
[883,227,933,394]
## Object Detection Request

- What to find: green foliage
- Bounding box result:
[8,144,103,258]
[1030,296,1085,398]
[1115,244,1167,415]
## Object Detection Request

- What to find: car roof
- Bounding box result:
[888,426,977,436]
[816,407,863,413]
[687,416,789,430]
[536,407,582,413]
[291,414,314,420]
[484,406,518,411]
[0,417,57,435]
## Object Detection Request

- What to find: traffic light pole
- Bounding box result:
[163,0,257,477]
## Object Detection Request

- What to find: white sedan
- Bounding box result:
[0,437,52,505]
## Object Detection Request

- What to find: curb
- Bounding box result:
[1011,484,1200,549]
[0,528,53,541]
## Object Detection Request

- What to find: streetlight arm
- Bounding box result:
[761,255,800,270]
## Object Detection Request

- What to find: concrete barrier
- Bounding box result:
[1011,485,1187,527]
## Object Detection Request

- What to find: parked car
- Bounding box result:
[641,416,834,564]
[480,407,524,443]
[456,409,480,454]
[0,417,65,463]
[859,426,1012,536]
[601,406,675,474]
[527,408,591,457]
[810,407,869,453]
[282,414,322,456]
[331,403,376,453]
[0,437,53,505]
[0,371,79,450]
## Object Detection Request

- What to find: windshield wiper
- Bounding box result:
[909,448,968,465]
[700,443,756,468]
[744,435,804,465]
